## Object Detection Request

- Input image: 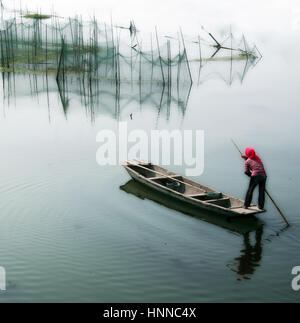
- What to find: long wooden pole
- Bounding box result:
[231,139,290,226]
[126,160,199,190]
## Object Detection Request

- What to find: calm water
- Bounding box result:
[0,1,300,302]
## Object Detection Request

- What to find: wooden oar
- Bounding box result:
[126,160,199,190]
[231,139,290,226]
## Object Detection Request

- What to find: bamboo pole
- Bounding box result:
[126,160,205,191]
[177,31,181,91]
[155,26,165,85]
[179,27,192,84]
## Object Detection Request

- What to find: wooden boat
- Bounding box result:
[122,160,265,218]
[120,180,263,233]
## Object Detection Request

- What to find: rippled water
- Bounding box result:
[0,1,300,303]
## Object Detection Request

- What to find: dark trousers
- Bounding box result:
[245,175,266,208]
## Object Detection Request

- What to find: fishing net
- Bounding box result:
[0,7,261,119]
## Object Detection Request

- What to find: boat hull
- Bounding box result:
[124,165,263,218]
[120,179,263,233]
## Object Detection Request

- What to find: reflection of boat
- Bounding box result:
[120,180,262,234]
[122,160,265,218]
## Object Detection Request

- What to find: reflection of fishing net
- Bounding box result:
[197,57,256,85]
[1,69,192,122]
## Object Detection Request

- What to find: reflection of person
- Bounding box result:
[235,227,263,277]
[242,148,267,210]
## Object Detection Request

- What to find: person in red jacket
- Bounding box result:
[242,148,267,210]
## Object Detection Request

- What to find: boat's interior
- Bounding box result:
[127,162,245,210]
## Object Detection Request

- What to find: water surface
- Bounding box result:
[0,0,299,302]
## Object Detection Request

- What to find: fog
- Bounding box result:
[3,0,299,37]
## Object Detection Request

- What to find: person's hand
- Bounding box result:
[241,154,247,160]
